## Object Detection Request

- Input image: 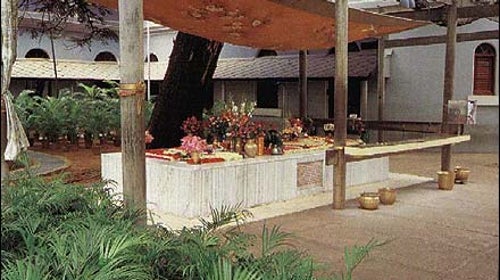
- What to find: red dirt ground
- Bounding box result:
[29,141,121,185]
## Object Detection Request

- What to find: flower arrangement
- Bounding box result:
[202,99,257,140]
[181,116,202,136]
[283,117,305,139]
[180,134,207,154]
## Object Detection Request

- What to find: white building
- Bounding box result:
[9,5,499,152]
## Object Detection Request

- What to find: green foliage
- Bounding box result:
[12,90,37,133]
[333,238,388,280]
[2,168,384,279]
[13,82,155,143]
[30,95,68,142]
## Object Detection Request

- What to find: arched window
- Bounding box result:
[25,49,50,96]
[257,49,277,58]
[145,53,159,62]
[94,51,117,62]
[25,48,50,58]
[473,43,495,96]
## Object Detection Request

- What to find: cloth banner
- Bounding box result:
[467,100,477,125]
[3,94,30,161]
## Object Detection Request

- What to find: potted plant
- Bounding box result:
[180,134,207,164]
[58,91,83,149]
[80,99,112,152]
[31,96,67,148]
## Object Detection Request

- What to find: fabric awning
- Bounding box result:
[90,0,427,50]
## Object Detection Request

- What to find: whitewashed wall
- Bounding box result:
[17,30,120,61]
[383,19,498,151]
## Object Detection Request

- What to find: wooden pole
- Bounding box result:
[333,0,348,209]
[299,50,308,117]
[360,80,368,119]
[118,0,146,224]
[377,36,386,143]
[441,0,457,172]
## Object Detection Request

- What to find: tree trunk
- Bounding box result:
[1,0,19,182]
[148,32,223,148]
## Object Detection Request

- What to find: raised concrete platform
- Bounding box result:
[102,150,389,219]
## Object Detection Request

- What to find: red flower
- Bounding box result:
[181,116,202,136]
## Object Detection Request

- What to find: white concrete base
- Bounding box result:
[147,173,432,230]
[101,150,390,219]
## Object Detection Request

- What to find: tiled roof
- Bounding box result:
[11,50,376,81]
[213,50,377,79]
[11,58,168,80]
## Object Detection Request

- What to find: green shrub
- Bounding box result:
[2,166,382,279]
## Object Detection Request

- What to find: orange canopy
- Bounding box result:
[91,0,427,50]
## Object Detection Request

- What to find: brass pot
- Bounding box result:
[454,166,470,183]
[378,187,396,205]
[437,171,455,190]
[358,192,379,210]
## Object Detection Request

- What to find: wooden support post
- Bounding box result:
[299,50,308,117]
[441,0,457,172]
[360,80,368,119]
[333,0,348,209]
[118,0,146,224]
[377,36,386,143]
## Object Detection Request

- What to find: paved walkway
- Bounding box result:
[10,150,69,176]
[240,152,499,279]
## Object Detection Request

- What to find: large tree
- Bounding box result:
[148,32,223,148]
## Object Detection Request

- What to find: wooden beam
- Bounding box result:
[118,0,147,224]
[366,120,459,134]
[386,30,499,48]
[384,3,499,22]
[346,134,470,159]
[441,0,458,172]
[456,3,500,18]
[299,50,308,117]
[377,36,386,142]
[333,0,348,210]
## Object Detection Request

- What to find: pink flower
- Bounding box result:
[180,135,207,153]
[145,130,154,144]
